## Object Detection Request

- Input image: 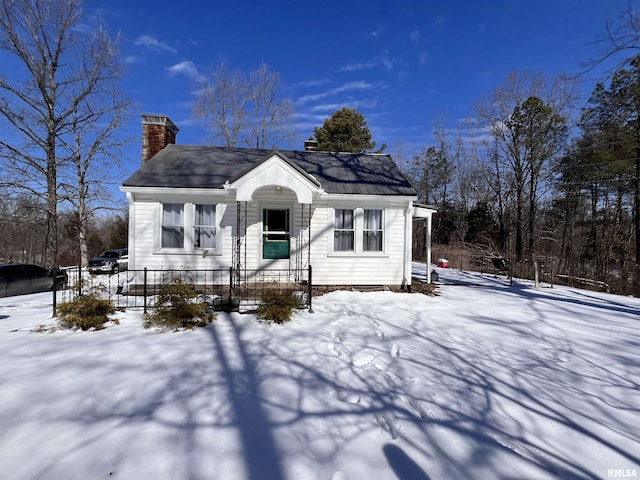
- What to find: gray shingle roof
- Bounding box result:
[122,145,416,196]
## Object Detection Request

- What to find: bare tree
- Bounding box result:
[585,1,640,74]
[194,61,295,149]
[469,139,514,252]
[246,63,295,148]
[194,60,247,147]
[0,0,127,267]
[474,71,574,260]
[59,95,130,266]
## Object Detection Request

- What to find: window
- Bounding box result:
[330,207,386,255]
[334,209,354,251]
[363,209,383,251]
[162,203,184,248]
[158,202,221,253]
[194,204,216,249]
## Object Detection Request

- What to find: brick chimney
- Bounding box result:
[141,114,179,164]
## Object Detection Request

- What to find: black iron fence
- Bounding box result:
[53,265,313,315]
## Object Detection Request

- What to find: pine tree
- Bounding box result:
[313,107,384,153]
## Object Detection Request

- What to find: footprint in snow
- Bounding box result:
[327,343,350,363]
[385,370,404,385]
[399,395,426,420]
[352,352,375,367]
[335,391,361,404]
[374,413,399,440]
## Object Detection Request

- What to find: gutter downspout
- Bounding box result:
[126,192,135,270]
[426,211,432,284]
[404,201,413,290]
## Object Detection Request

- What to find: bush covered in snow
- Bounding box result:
[143,278,215,331]
[56,294,118,331]
[256,288,303,324]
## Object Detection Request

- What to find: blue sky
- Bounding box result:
[79,0,629,180]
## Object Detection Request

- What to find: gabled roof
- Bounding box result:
[122,145,416,196]
[228,150,321,187]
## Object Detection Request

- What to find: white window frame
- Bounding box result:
[193,204,218,250]
[161,203,184,249]
[333,208,355,252]
[328,206,387,256]
[363,208,384,252]
[155,201,223,255]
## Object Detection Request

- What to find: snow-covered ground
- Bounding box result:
[0,264,639,480]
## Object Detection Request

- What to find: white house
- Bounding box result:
[120,115,436,288]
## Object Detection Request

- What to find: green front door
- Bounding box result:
[262,208,290,260]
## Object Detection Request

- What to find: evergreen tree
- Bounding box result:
[313,107,384,152]
[580,55,640,280]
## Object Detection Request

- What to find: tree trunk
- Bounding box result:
[79,184,89,268]
[45,131,57,268]
[515,180,524,261]
[634,126,640,293]
[528,176,536,254]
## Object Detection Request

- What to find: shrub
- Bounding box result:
[256,288,303,324]
[411,281,440,296]
[144,278,215,331]
[57,294,117,331]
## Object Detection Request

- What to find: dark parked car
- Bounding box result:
[0,264,67,297]
[88,248,128,274]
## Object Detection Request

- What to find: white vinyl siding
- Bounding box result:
[311,201,407,285]
[127,189,411,285]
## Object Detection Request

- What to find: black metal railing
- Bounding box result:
[53,265,313,315]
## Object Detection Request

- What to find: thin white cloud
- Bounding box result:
[124,55,143,65]
[166,61,205,82]
[309,103,342,113]
[134,34,176,54]
[296,81,374,105]
[309,98,378,114]
[410,30,421,44]
[296,78,333,88]
[72,22,95,35]
[339,51,399,72]
[378,52,397,70]
[418,51,428,64]
[340,60,376,72]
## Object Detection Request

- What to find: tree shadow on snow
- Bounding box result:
[30,289,639,480]
[205,315,285,480]
[432,265,639,318]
